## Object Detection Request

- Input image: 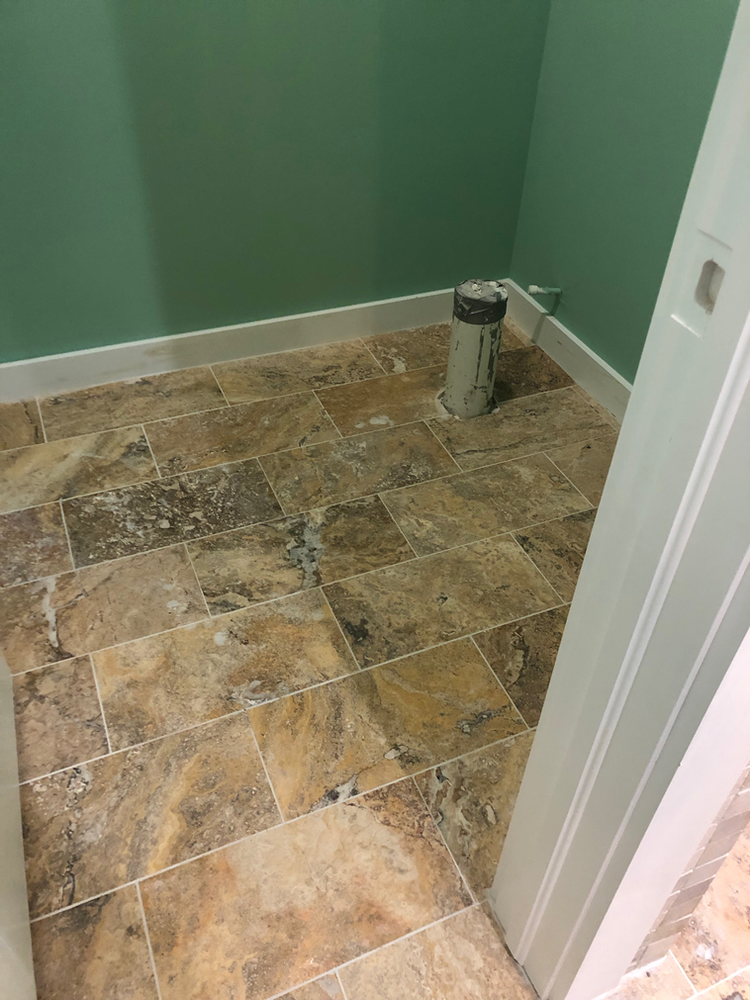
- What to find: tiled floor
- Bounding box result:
[1,321,620,999]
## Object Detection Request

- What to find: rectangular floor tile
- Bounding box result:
[547,430,618,505]
[140,780,471,1000]
[494,346,574,401]
[251,638,525,819]
[212,341,382,403]
[39,367,226,441]
[0,399,44,450]
[428,386,612,471]
[146,391,339,475]
[514,508,596,602]
[416,732,534,897]
[63,458,281,567]
[260,422,457,514]
[188,495,412,614]
[362,322,524,374]
[279,977,343,1000]
[31,887,159,1000]
[316,366,446,436]
[0,545,206,673]
[0,504,72,587]
[324,535,559,667]
[381,453,590,556]
[22,713,279,918]
[0,426,156,514]
[14,656,108,782]
[94,590,355,751]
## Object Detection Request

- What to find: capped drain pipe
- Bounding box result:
[441,279,508,419]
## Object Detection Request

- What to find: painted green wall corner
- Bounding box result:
[0,0,550,364]
[510,0,739,384]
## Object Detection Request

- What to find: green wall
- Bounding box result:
[0,0,550,363]
[510,0,738,383]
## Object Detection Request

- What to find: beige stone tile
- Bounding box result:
[94,589,356,751]
[0,503,72,587]
[188,495,413,614]
[599,953,694,1000]
[260,422,458,514]
[339,904,535,1000]
[324,535,558,668]
[474,606,569,727]
[316,366,446,436]
[146,392,340,476]
[39,367,226,441]
[140,780,471,1000]
[382,453,590,556]
[0,426,157,514]
[362,322,524,375]
[0,545,206,673]
[0,399,44,451]
[30,886,159,1000]
[279,977,344,1000]
[13,656,108,782]
[514,508,596,602]
[547,430,618,505]
[428,386,612,471]
[22,713,279,918]
[213,341,382,403]
[416,732,534,898]
[494,346,574,401]
[251,638,525,819]
[698,969,750,999]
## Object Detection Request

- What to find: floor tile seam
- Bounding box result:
[56,498,76,575]
[141,423,163,479]
[87,652,113,755]
[375,491,420,560]
[136,881,164,1000]
[691,961,750,997]
[469,635,532,732]
[667,950,698,996]
[181,540,213,620]
[33,397,49,444]
[335,969,351,1000]
[542,450,601,510]
[311,386,347,438]
[571,384,622,429]
[320,587,362,673]
[207,363,232,408]
[247,713,286,824]
[411,774,478,905]
[507,531,567,605]
[359,338,389,375]
[421,416,463,470]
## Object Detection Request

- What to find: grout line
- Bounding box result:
[207,364,232,408]
[470,635,531,732]
[57,499,77,571]
[141,423,163,478]
[335,969,351,999]
[321,588,363,672]
[181,541,212,619]
[247,716,286,824]
[34,397,48,443]
[668,950,698,996]
[543,450,600,510]
[509,531,567,606]
[88,654,113,755]
[422,417,463,470]
[691,962,750,997]
[312,387,345,439]
[377,491,420,560]
[136,881,164,1000]
[412,775,478,905]
[360,338,389,375]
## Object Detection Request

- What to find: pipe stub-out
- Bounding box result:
[452,278,508,325]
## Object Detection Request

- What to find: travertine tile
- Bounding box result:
[325,535,558,667]
[593,953,693,1000]
[697,969,750,999]
[22,713,279,918]
[140,781,471,1000]
[514,508,596,602]
[494,346,574,401]
[316,366,446,436]
[547,431,618,505]
[0,399,44,451]
[382,453,589,556]
[474,606,569,727]
[260,422,457,514]
[146,392,339,475]
[213,341,382,403]
[188,495,413,614]
[428,386,612,471]
[251,638,525,819]
[339,904,535,1000]
[0,504,72,587]
[94,590,355,750]
[279,977,343,1000]
[64,458,281,567]
[362,322,524,374]
[39,367,226,441]
[0,545,205,673]
[30,886,159,1000]
[13,656,108,782]
[0,426,156,514]
[416,732,534,897]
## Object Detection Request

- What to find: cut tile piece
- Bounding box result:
[325,534,558,667]
[0,503,72,587]
[0,426,156,514]
[30,886,159,1000]
[13,656,108,782]
[251,638,525,819]
[22,713,279,918]
[547,431,618,505]
[382,453,590,556]
[339,904,535,1000]
[474,606,569,727]
[416,732,534,897]
[514,508,596,602]
[0,545,205,673]
[213,341,382,403]
[316,366,446,436]
[494,346,574,401]
[260,422,457,514]
[362,322,524,375]
[0,399,44,451]
[94,590,355,750]
[279,977,344,1000]
[599,953,695,1000]
[146,392,339,475]
[429,386,612,471]
[140,780,471,1000]
[188,495,412,614]
[63,458,281,567]
[39,367,226,441]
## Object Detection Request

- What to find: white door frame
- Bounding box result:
[489,3,750,997]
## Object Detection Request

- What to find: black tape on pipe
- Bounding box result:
[453,279,508,326]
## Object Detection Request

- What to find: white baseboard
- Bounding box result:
[503,279,632,422]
